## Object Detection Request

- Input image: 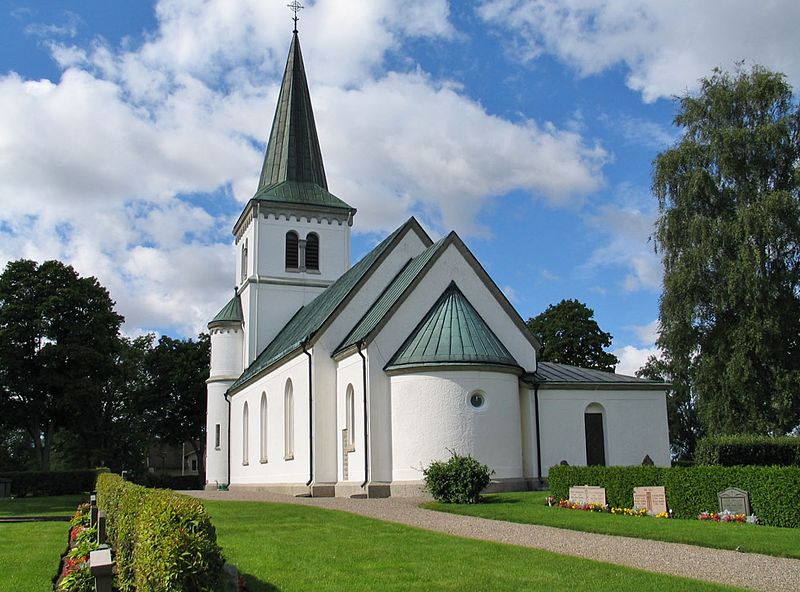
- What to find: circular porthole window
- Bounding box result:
[469,391,486,409]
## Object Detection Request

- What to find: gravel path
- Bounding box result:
[187,490,799,592]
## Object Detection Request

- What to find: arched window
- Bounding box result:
[240,238,248,283]
[305,232,319,271]
[242,402,249,466]
[345,384,355,451]
[260,392,268,463]
[284,379,294,459]
[584,403,606,467]
[285,231,299,269]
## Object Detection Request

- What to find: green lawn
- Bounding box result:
[0,495,83,591]
[204,499,742,592]
[0,494,85,517]
[423,491,800,559]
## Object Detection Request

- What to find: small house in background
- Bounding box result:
[204,29,671,497]
[146,441,198,476]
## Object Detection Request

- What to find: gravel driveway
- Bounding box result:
[187,489,799,592]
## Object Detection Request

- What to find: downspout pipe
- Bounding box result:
[357,341,369,490]
[302,340,313,488]
[533,356,542,483]
[224,390,231,487]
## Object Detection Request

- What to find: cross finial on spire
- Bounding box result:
[287,1,303,33]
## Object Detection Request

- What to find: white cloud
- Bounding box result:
[0,0,607,337]
[581,185,661,292]
[613,344,659,377]
[629,319,660,346]
[479,0,800,102]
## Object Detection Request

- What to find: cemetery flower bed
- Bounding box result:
[555,498,668,518]
[56,503,98,592]
[698,511,759,524]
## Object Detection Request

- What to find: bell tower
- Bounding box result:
[233,29,356,364]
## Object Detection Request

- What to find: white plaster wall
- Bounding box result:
[228,354,310,485]
[253,213,350,282]
[205,380,231,486]
[390,371,523,482]
[519,386,537,480]
[538,388,670,475]
[209,326,244,378]
[335,354,365,482]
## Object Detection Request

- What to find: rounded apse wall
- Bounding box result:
[389,370,522,482]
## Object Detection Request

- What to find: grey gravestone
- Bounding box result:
[718,487,750,516]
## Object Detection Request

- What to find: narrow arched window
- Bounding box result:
[242,402,249,466]
[284,379,294,459]
[584,403,606,467]
[285,231,299,269]
[345,384,355,451]
[240,238,248,283]
[260,392,268,463]
[305,232,319,271]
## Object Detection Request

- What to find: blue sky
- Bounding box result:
[1,0,798,375]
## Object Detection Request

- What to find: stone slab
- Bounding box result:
[633,486,667,515]
[718,487,751,516]
[569,485,607,505]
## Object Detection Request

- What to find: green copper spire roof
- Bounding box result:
[386,282,520,372]
[253,32,354,213]
[209,293,243,328]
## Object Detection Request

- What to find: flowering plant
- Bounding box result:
[698,510,757,524]
[610,506,649,517]
[558,499,608,512]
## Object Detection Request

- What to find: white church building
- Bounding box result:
[205,31,670,497]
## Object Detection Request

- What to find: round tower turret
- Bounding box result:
[205,293,244,488]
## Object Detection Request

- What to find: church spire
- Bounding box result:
[258,31,328,192]
[252,30,354,214]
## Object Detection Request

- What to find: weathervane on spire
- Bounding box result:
[287,1,303,33]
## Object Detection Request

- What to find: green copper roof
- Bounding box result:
[230,218,421,392]
[254,32,353,212]
[531,362,668,388]
[335,234,449,354]
[209,293,243,327]
[385,282,520,372]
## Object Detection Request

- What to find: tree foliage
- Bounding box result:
[527,299,619,372]
[140,334,210,477]
[652,64,800,436]
[0,260,123,470]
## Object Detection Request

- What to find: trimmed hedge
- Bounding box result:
[135,473,204,491]
[695,435,800,467]
[0,469,106,497]
[96,473,224,591]
[548,464,800,528]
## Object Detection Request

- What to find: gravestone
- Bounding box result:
[633,486,667,515]
[718,487,750,516]
[569,485,606,505]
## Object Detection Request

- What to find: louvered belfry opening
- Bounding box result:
[305,233,319,270]
[285,231,299,269]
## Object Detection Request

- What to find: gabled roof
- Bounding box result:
[229,217,430,392]
[385,282,520,373]
[334,234,451,356]
[208,293,243,328]
[253,32,353,213]
[530,362,668,390]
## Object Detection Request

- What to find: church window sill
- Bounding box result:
[284,454,294,461]
[242,461,249,466]
[260,458,268,464]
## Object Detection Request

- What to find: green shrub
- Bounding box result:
[423,452,493,504]
[96,473,225,591]
[695,435,800,466]
[548,464,800,527]
[0,469,106,497]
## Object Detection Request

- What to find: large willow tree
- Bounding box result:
[653,65,800,436]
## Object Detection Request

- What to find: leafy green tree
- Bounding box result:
[636,355,700,460]
[140,334,210,478]
[0,260,123,470]
[652,65,800,436]
[527,299,619,372]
